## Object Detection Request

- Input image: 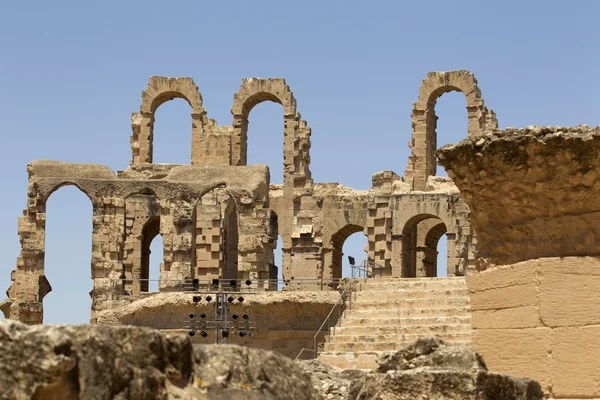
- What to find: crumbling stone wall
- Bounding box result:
[137,74,480,281]
[2,72,482,325]
[403,70,498,191]
[438,125,600,399]
[438,125,600,266]
[1,161,276,324]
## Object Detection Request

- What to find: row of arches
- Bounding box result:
[135,71,494,188]
[131,76,310,191]
[37,185,453,324]
[145,94,287,183]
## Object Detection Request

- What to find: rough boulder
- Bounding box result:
[0,320,319,400]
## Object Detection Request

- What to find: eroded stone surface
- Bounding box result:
[438,125,600,266]
[352,337,543,400]
[303,337,543,400]
[0,320,319,400]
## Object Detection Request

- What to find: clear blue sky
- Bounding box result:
[1,1,598,324]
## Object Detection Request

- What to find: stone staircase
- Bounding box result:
[318,277,472,369]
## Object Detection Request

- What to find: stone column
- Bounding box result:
[161,199,195,290]
[90,197,126,322]
[237,207,276,286]
[391,235,403,278]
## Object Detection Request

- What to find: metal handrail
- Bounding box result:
[295,280,356,360]
[294,348,315,361]
[108,277,350,297]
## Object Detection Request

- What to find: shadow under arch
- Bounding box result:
[401,214,449,278]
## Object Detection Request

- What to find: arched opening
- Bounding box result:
[433,91,469,177]
[141,216,162,292]
[401,215,449,278]
[152,98,193,164]
[330,225,366,279]
[276,234,283,290]
[43,185,93,324]
[221,199,239,280]
[123,193,161,293]
[342,231,369,278]
[245,101,284,184]
[437,234,448,278]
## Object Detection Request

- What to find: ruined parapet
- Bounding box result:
[132,76,208,165]
[403,70,498,191]
[438,125,600,266]
[3,160,276,324]
[230,78,313,188]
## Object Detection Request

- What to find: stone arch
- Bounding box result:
[418,220,448,277]
[140,216,161,292]
[424,221,447,249]
[131,76,207,164]
[230,78,312,188]
[43,181,94,205]
[328,224,366,279]
[404,70,498,191]
[122,191,162,294]
[400,214,449,277]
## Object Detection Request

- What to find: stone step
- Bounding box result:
[329,329,472,344]
[317,352,382,370]
[340,314,471,327]
[359,278,467,292]
[330,323,472,338]
[350,296,469,310]
[355,288,468,300]
[319,342,473,370]
[342,305,471,320]
[323,333,472,352]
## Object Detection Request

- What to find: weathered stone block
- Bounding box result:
[472,328,551,394]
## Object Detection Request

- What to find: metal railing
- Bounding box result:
[107,277,353,298]
[295,279,358,360]
[351,260,384,279]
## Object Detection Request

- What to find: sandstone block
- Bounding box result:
[470,283,538,311]
[466,260,539,292]
[472,306,541,329]
[539,259,600,327]
[551,325,600,398]
[472,328,551,393]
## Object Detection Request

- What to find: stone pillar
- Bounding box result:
[161,199,195,290]
[237,207,276,285]
[135,112,154,164]
[122,195,161,295]
[3,182,48,324]
[391,235,403,278]
[415,247,428,277]
[90,197,126,322]
[194,193,224,279]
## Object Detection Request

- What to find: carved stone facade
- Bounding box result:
[2,71,487,324]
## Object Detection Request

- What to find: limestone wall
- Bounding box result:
[467,256,600,399]
[96,291,340,359]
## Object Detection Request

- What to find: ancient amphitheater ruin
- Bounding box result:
[2,70,599,399]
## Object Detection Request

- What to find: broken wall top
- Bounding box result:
[437,125,600,265]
